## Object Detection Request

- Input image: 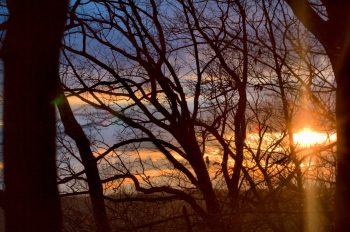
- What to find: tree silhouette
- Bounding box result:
[60,1,334,231]
[0,1,340,231]
[3,1,68,231]
[57,87,111,232]
[284,1,350,231]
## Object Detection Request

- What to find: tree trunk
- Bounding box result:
[227,86,246,232]
[282,2,350,230]
[179,128,227,232]
[331,51,350,232]
[182,206,193,232]
[57,92,111,232]
[3,1,67,231]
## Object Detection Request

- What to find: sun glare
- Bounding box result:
[293,128,335,147]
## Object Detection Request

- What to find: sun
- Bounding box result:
[293,128,334,147]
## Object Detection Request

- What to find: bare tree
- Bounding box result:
[57,88,111,232]
[282,1,350,230]
[57,1,337,231]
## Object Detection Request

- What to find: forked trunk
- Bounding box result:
[179,129,227,232]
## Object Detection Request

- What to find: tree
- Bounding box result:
[58,0,337,231]
[3,1,68,231]
[57,88,111,232]
[62,1,226,229]
[283,1,350,231]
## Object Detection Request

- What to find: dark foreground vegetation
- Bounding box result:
[59,187,334,232]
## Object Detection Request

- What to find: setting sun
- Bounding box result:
[293,128,336,147]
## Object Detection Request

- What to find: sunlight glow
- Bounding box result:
[293,128,335,147]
